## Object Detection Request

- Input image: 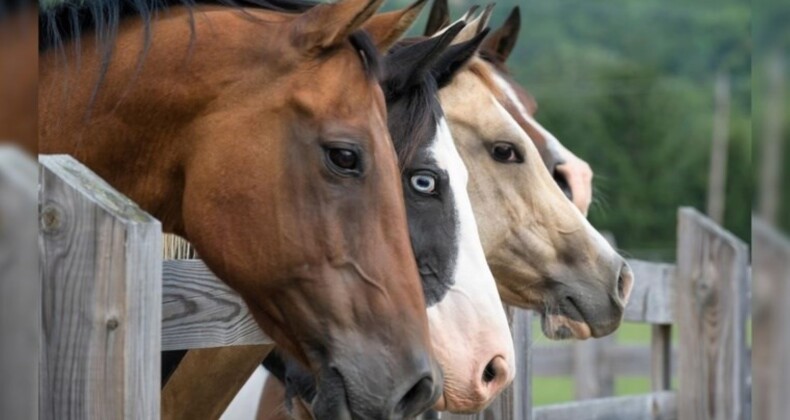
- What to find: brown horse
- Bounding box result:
[39,0,442,417]
[431,8,634,340]
[255,15,516,418]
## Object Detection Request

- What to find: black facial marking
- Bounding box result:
[385,70,459,307]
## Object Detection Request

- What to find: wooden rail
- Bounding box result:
[162,259,271,351]
[533,391,677,420]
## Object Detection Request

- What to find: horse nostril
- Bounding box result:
[482,359,497,383]
[617,262,634,303]
[553,167,572,201]
[393,375,434,418]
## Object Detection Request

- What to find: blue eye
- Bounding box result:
[410,173,436,194]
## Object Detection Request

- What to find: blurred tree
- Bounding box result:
[388,0,752,257]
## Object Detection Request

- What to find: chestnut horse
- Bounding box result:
[257,17,515,417]
[39,0,442,417]
[431,8,634,340]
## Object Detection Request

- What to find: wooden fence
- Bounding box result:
[443,210,752,420]
[0,151,768,419]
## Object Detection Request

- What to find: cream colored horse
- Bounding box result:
[436,14,633,340]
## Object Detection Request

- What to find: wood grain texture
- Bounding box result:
[512,309,532,420]
[651,325,673,391]
[162,259,271,351]
[676,207,748,420]
[752,218,790,420]
[533,391,677,420]
[573,334,614,400]
[39,155,162,420]
[0,147,39,420]
[161,345,274,420]
[530,343,677,377]
[624,259,675,324]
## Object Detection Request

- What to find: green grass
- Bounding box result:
[532,377,575,406]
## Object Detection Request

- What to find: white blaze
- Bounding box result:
[426,117,515,406]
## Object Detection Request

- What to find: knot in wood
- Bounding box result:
[106,317,120,331]
[40,204,63,234]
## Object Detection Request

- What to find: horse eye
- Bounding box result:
[325,147,361,175]
[491,142,523,163]
[410,173,437,194]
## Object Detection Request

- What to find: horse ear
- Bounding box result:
[429,5,477,38]
[432,27,490,88]
[291,0,385,50]
[481,6,521,63]
[362,0,429,52]
[450,4,494,45]
[424,0,450,36]
[383,21,465,92]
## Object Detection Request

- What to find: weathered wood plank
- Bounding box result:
[512,309,532,420]
[161,259,272,351]
[573,333,615,399]
[624,259,675,324]
[651,325,673,391]
[0,147,39,420]
[752,218,790,420]
[532,391,677,420]
[39,155,162,420]
[531,343,677,377]
[676,207,748,420]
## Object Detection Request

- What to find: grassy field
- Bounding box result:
[531,321,659,406]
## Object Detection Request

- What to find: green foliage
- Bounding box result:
[384,0,752,255]
[485,0,751,256]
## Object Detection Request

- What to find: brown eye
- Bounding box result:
[325,146,362,177]
[490,142,523,163]
[329,149,357,169]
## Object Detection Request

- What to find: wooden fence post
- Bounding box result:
[752,219,790,420]
[39,155,162,419]
[512,309,533,420]
[706,72,731,225]
[650,324,672,392]
[573,335,615,400]
[676,207,748,420]
[0,147,39,420]
[757,54,785,225]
